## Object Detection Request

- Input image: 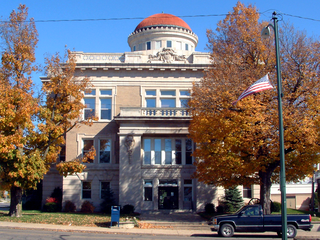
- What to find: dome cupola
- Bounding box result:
[128,13,198,54]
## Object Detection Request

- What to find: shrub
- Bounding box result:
[64,200,76,212]
[205,203,215,214]
[81,201,95,213]
[271,201,281,212]
[43,202,60,212]
[122,204,135,214]
[216,204,224,213]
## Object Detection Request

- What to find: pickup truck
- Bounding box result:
[210,204,313,238]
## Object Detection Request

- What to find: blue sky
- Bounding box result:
[1,0,319,88]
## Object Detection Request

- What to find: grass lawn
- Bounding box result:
[0,210,133,227]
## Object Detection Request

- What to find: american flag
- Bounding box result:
[233,74,273,105]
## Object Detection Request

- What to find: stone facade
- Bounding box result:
[42,13,315,213]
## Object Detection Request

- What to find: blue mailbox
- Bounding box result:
[110,206,120,227]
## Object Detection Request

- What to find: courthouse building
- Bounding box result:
[42,13,315,212]
[42,13,220,212]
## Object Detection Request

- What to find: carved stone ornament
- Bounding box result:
[124,134,135,163]
[148,48,188,63]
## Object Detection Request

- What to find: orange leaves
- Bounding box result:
[190,1,320,192]
[56,160,87,178]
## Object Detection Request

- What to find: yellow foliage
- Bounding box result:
[189,2,320,191]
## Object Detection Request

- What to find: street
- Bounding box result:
[0,227,282,240]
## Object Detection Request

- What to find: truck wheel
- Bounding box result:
[277,225,297,238]
[287,224,297,238]
[219,223,234,237]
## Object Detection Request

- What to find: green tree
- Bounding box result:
[220,187,244,212]
[0,5,95,217]
[189,2,320,214]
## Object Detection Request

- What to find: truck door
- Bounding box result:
[237,206,263,232]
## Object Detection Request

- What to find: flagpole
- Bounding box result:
[273,12,288,240]
[262,12,287,240]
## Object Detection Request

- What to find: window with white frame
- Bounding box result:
[184,179,193,201]
[145,90,156,108]
[82,181,91,199]
[83,89,96,120]
[144,89,190,109]
[99,139,111,163]
[179,90,190,108]
[100,181,110,199]
[100,89,112,120]
[144,180,153,201]
[167,40,172,48]
[160,90,176,108]
[185,43,189,51]
[143,138,194,165]
[84,98,95,119]
[83,139,94,163]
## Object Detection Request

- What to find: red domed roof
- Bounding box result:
[135,13,191,32]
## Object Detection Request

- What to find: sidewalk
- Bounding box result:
[0,220,319,238]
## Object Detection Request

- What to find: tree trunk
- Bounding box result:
[259,170,272,215]
[9,186,23,217]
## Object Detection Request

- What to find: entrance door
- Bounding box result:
[158,187,179,209]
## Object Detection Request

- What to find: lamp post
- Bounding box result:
[262,12,287,240]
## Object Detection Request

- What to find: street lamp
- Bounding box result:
[261,12,287,240]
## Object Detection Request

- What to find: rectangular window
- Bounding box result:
[143,138,193,166]
[146,90,156,96]
[133,46,136,51]
[154,139,161,164]
[82,181,91,199]
[146,41,151,50]
[175,139,182,164]
[161,99,175,108]
[100,98,112,120]
[185,44,189,51]
[100,89,112,95]
[243,185,252,198]
[180,99,189,108]
[144,180,153,201]
[99,139,111,163]
[180,90,190,96]
[83,139,94,163]
[161,90,176,96]
[144,139,151,165]
[146,98,156,108]
[84,98,95,119]
[165,139,172,164]
[155,40,162,49]
[100,181,110,199]
[186,139,193,165]
[184,179,192,202]
[167,40,172,48]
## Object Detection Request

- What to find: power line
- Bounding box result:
[0,12,319,23]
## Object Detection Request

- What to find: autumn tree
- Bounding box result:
[0,5,95,217]
[189,2,320,214]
